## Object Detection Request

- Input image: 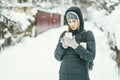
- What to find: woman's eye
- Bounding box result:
[68,21,71,23]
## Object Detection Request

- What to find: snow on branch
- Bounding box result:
[0,10,35,51]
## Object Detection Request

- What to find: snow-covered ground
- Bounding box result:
[0,22,119,80]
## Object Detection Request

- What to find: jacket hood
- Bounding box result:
[64,6,84,32]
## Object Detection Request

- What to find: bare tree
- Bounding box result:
[74,0,93,20]
[92,0,120,13]
[17,0,28,3]
[108,32,120,72]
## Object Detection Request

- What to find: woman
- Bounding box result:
[54,6,96,80]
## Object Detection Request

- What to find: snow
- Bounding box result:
[102,5,120,48]
[7,2,33,7]
[0,1,120,80]
[0,39,4,45]
[89,5,120,49]
[1,10,35,31]
[4,28,11,38]
[0,22,120,80]
[37,4,68,15]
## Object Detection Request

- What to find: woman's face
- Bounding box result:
[68,19,79,30]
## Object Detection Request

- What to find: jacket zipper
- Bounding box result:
[68,54,70,79]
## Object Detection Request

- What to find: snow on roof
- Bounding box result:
[37,5,69,15]
[7,3,33,7]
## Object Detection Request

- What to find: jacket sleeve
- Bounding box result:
[54,31,67,61]
[75,31,96,62]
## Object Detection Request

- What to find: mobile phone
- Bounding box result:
[65,32,72,39]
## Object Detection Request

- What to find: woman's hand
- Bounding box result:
[63,36,79,49]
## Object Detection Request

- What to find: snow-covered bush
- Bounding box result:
[0,10,35,51]
[88,4,120,47]
[88,2,120,71]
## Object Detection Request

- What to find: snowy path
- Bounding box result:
[0,22,119,80]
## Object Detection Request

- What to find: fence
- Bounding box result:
[35,10,61,36]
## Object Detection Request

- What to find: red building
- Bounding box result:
[35,10,61,36]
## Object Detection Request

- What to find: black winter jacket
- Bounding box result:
[54,6,96,80]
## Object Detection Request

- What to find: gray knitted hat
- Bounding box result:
[66,11,80,26]
[66,11,79,20]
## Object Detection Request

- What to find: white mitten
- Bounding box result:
[60,37,68,49]
[64,36,79,49]
[80,42,87,49]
